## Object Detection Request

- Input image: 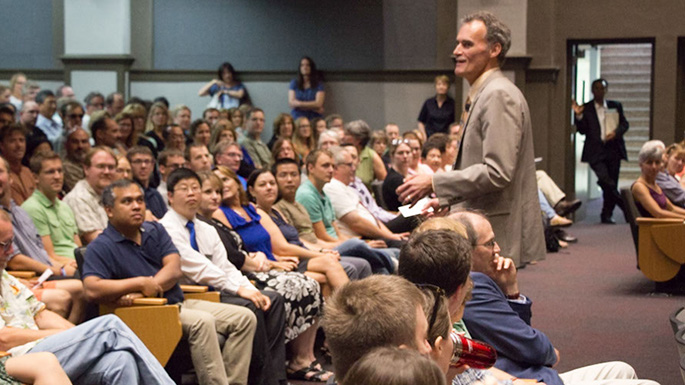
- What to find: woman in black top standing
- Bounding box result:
[417,75,455,139]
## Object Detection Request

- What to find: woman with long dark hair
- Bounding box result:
[288,57,325,120]
[199,62,247,109]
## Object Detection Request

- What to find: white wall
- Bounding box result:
[71,71,118,102]
[64,0,131,55]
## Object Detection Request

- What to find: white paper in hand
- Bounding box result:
[398,196,434,218]
[32,268,54,289]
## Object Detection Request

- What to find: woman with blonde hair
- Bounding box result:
[292,117,315,160]
[121,103,147,142]
[142,102,170,155]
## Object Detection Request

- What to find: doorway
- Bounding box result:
[568,41,654,219]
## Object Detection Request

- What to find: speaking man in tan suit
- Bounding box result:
[397,11,545,267]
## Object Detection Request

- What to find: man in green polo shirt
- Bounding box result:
[22,151,82,260]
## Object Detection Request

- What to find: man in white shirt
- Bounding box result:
[160,167,287,385]
[323,146,406,248]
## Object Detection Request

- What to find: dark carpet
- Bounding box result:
[517,199,683,385]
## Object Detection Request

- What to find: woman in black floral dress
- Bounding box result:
[196,171,331,382]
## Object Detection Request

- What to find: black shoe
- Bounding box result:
[554,229,578,243]
[601,216,616,224]
[554,199,582,217]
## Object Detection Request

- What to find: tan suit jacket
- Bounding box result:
[433,70,545,266]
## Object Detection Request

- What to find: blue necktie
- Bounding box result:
[186,221,199,252]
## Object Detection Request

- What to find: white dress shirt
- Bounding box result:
[160,208,255,294]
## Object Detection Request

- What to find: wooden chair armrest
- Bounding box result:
[131,298,168,306]
[180,285,209,293]
[7,271,36,279]
[636,217,685,224]
[184,291,220,303]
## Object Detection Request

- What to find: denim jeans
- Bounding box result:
[335,238,397,274]
[539,188,556,219]
[30,314,174,385]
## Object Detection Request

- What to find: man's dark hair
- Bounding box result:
[102,179,143,208]
[154,96,169,108]
[592,78,609,88]
[84,91,105,106]
[398,229,472,296]
[90,113,113,143]
[29,150,61,174]
[158,149,184,167]
[271,158,300,176]
[184,143,207,161]
[105,92,123,107]
[0,104,15,117]
[35,90,54,105]
[202,108,219,119]
[167,167,202,194]
[190,119,209,138]
[245,107,263,121]
[126,145,153,163]
[422,133,447,158]
[461,11,511,65]
[0,123,27,142]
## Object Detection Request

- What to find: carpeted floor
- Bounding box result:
[517,200,683,385]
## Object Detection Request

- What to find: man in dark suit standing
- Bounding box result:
[573,79,629,224]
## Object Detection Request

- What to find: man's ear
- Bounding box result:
[489,42,502,60]
[433,335,445,355]
[104,205,113,219]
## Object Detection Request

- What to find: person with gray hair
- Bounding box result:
[632,140,685,218]
[397,10,545,267]
[343,120,386,189]
[317,129,339,150]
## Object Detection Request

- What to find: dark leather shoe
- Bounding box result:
[601,216,616,224]
[554,229,578,243]
[554,199,582,217]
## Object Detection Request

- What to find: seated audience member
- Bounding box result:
[344,144,418,233]
[22,81,40,105]
[247,168,349,292]
[324,146,406,249]
[229,107,244,133]
[83,179,257,385]
[23,152,81,261]
[115,112,138,151]
[0,210,175,384]
[190,119,211,147]
[442,133,459,171]
[213,140,250,188]
[632,140,685,218]
[194,170,333,382]
[0,123,35,205]
[157,149,185,206]
[402,131,423,175]
[127,146,166,219]
[268,113,294,150]
[343,347,446,385]
[382,139,413,211]
[209,119,237,150]
[141,102,169,157]
[34,90,62,146]
[114,154,132,181]
[171,104,192,135]
[451,211,658,385]
[317,129,340,150]
[0,85,8,104]
[105,91,125,116]
[62,128,90,193]
[271,138,299,165]
[311,117,327,137]
[322,275,432,384]
[385,123,400,142]
[296,150,395,274]
[185,143,213,172]
[8,73,25,110]
[82,91,105,132]
[292,117,315,160]
[272,159,372,280]
[203,107,220,127]
[369,130,389,169]
[656,143,685,207]
[342,120,386,189]
[63,146,116,244]
[398,227,502,385]
[21,100,49,162]
[325,114,344,136]
[420,133,448,174]
[160,168,289,385]
[90,112,124,154]
[162,123,186,153]
[122,103,147,145]
[0,104,13,130]
[536,170,582,217]
[239,108,271,168]
[0,155,84,324]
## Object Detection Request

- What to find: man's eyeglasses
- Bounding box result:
[476,238,497,251]
[131,159,153,166]
[415,283,446,335]
[0,236,14,254]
